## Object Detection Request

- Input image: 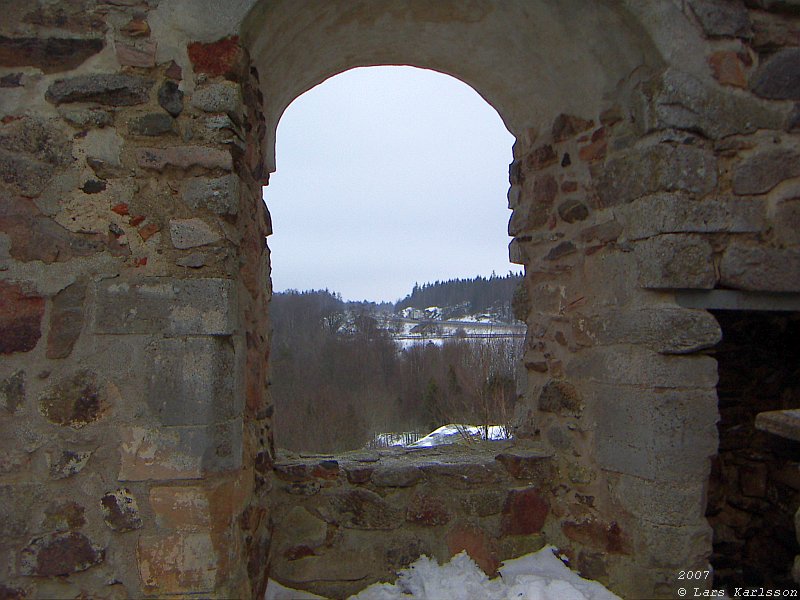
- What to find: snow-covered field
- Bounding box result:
[266,546,621,600]
[408,423,511,447]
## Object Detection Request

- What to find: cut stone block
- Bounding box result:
[145,336,240,426]
[592,384,719,481]
[118,420,242,481]
[635,234,716,289]
[720,244,800,292]
[137,532,218,594]
[93,278,236,335]
[755,409,800,442]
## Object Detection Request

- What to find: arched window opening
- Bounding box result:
[263,66,523,453]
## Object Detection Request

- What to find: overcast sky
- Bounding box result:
[264,66,518,303]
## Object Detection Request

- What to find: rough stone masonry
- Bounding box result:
[1,1,800,598]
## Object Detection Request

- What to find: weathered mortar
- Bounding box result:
[1,0,800,598]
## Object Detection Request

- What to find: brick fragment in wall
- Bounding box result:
[562,519,628,554]
[116,41,156,68]
[552,113,594,141]
[93,278,236,335]
[708,51,748,88]
[0,281,44,354]
[187,36,244,79]
[446,523,499,575]
[120,18,150,38]
[0,36,104,73]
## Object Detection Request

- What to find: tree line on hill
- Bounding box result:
[269,282,523,453]
[395,272,522,321]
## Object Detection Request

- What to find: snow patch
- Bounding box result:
[352,548,621,599]
[408,423,511,447]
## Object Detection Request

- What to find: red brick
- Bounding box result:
[0,281,44,354]
[501,487,549,535]
[525,144,557,170]
[116,41,156,68]
[532,173,558,206]
[138,222,160,241]
[709,51,747,88]
[120,18,150,38]
[562,519,628,553]
[579,139,607,162]
[446,523,499,575]
[187,36,243,79]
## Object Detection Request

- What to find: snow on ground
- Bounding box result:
[408,423,511,447]
[265,579,327,600]
[266,546,621,600]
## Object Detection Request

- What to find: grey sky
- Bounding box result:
[263,66,518,303]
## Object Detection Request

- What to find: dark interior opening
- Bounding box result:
[707,310,800,590]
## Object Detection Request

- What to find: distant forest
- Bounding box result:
[395,272,522,319]
[269,275,523,452]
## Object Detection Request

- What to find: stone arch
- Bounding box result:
[3,1,800,598]
[240,0,664,172]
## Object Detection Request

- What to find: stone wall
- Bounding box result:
[0,4,271,598]
[502,2,800,594]
[268,443,553,598]
[2,1,800,598]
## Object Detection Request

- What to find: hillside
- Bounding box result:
[270,275,525,452]
[395,272,522,322]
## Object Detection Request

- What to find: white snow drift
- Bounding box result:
[266,545,621,600]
